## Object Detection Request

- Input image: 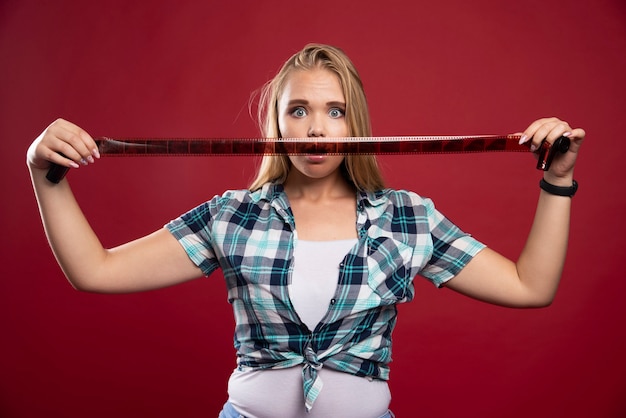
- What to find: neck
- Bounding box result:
[284,170,354,201]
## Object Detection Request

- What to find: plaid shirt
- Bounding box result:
[166,182,484,411]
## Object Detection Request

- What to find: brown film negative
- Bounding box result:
[93,135,528,157]
[46,135,569,184]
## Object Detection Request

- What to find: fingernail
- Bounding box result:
[562,131,572,137]
[518,134,528,144]
[87,155,95,164]
[530,144,537,152]
[69,161,80,168]
[80,158,88,166]
[93,148,101,159]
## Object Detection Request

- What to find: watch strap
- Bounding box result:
[539,178,578,197]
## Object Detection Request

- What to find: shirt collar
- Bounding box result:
[358,189,387,208]
[252,182,283,203]
[254,182,386,209]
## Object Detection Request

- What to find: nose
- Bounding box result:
[307,114,325,137]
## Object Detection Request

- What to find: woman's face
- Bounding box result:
[277,67,349,181]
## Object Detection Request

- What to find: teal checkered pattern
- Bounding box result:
[166,183,484,411]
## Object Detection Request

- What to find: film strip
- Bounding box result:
[46,135,570,183]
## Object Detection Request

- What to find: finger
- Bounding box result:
[567,127,586,141]
[563,127,586,153]
[518,117,556,146]
[48,120,99,166]
[537,122,573,145]
[522,118,571,151]
[38,144,80,169]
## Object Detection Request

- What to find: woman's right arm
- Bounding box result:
[27,119,204,293]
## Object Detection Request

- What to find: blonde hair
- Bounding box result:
[249,44,385,192]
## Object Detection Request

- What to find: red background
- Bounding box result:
[1,1,625,417]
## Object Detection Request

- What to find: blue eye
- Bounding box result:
[329,108,345,118]
[291,107,307,118]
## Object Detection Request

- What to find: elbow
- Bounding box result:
[68,278,99,293]
[526,298,554,309]
[65,273,108,294]
[62,259,114,293]
[520,292,556,309]
[515,273,560,308]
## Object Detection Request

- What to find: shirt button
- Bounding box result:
[330,299,336,305]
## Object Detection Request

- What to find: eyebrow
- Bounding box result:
[286,99,346,108]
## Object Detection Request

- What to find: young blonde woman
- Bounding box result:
[27,44,585,418]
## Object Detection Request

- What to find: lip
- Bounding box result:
[299,143,330,163]
[304,154,327,163]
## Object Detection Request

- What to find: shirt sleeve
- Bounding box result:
[418,197,486,287]
[164,197,222,277]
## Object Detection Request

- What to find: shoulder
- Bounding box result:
[167,185,279,233]
[204,188,260,212]
[204,183,280,212]
[212,188,256,203]
[364,188,434,211]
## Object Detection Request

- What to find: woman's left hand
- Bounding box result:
[519,117,585,183]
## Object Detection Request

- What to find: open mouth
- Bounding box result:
[299,142,332,155]
[303,146,328,155]
[275,139,343,155]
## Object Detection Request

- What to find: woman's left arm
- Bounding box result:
[445,117,585,308]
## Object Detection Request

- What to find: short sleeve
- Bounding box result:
[418,197,486,287]
[165,198,221,276]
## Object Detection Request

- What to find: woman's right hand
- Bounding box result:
[27,119,203,293]
[27,118,100,172]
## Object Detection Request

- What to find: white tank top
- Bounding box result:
[227,239,391,417]
[289,239,356,330]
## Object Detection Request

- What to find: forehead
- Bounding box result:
[279,68,344,102]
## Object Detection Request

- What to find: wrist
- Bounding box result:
[542,171,574,187]
[539,178,578,197]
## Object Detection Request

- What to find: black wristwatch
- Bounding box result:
[539,178,578,197]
